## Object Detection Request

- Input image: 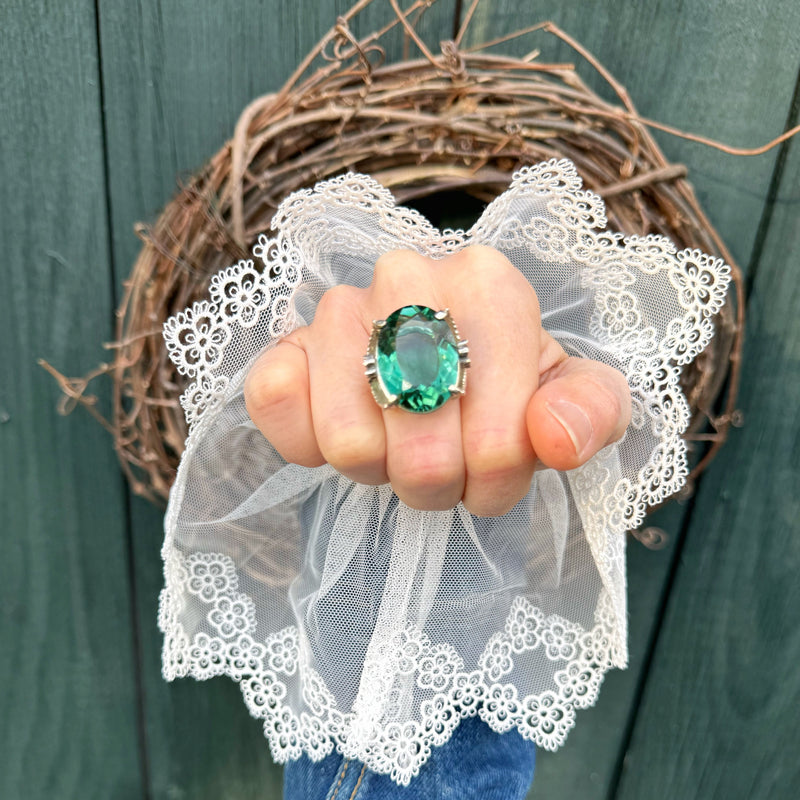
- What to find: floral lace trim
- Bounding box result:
[159,551,619,785]
[163,160,730,530]
[159,161,732,783]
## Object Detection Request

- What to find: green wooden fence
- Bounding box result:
[2,1,798,798]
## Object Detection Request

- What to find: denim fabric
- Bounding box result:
[283,716,536,800]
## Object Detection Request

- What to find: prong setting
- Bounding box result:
[363,354,378,378]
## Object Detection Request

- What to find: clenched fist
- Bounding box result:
[245,246,631,516]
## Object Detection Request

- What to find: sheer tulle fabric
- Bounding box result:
[160,160,730,785]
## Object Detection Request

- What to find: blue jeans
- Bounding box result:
[283,716,536,799]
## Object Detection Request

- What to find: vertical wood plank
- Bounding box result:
[461,0,800,269]
[0,2,144,798]
[527,505,686,799]
[614,108,800,800]
[97,2,457,797]
[457,3,800,798]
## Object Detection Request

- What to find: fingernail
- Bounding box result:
[546,400,594,457]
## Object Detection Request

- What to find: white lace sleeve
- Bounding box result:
[160,159,730,785]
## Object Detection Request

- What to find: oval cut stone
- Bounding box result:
[374,305,461,413]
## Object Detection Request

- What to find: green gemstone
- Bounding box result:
[375,305,461,413]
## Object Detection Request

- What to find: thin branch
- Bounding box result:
[463,22,550,54]
[627,116,800,157]
[455,0,482,47]
[389,0,440,68]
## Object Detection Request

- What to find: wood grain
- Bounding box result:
[461,0,800,269]
[456,3,800,798]
[0,1,143,798]
[4,0,797,797]
[614,113,800,800]
[97,1,457,797]
[529,504,687,799]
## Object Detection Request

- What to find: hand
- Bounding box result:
[244,245,631,516]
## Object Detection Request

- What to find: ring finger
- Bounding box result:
[367,251,466,511]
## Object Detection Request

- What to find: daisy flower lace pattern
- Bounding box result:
[160,160,730,785]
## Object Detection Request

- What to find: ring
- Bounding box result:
[363,304,470,413]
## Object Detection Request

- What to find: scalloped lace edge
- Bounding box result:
[159,551,621,785]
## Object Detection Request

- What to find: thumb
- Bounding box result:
[527,357,631,471]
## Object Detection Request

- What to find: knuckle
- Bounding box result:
[402,459,463,495]
[448,245,538,309]
[244,354,297,421]
[390,437,464,494]
[454,245,513,278]
[464,429,532,483]
[314,284,362,321]
[372,250,433,297]
[463,431,534,517]
[374,248,424,275]
[319,423,384,475]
